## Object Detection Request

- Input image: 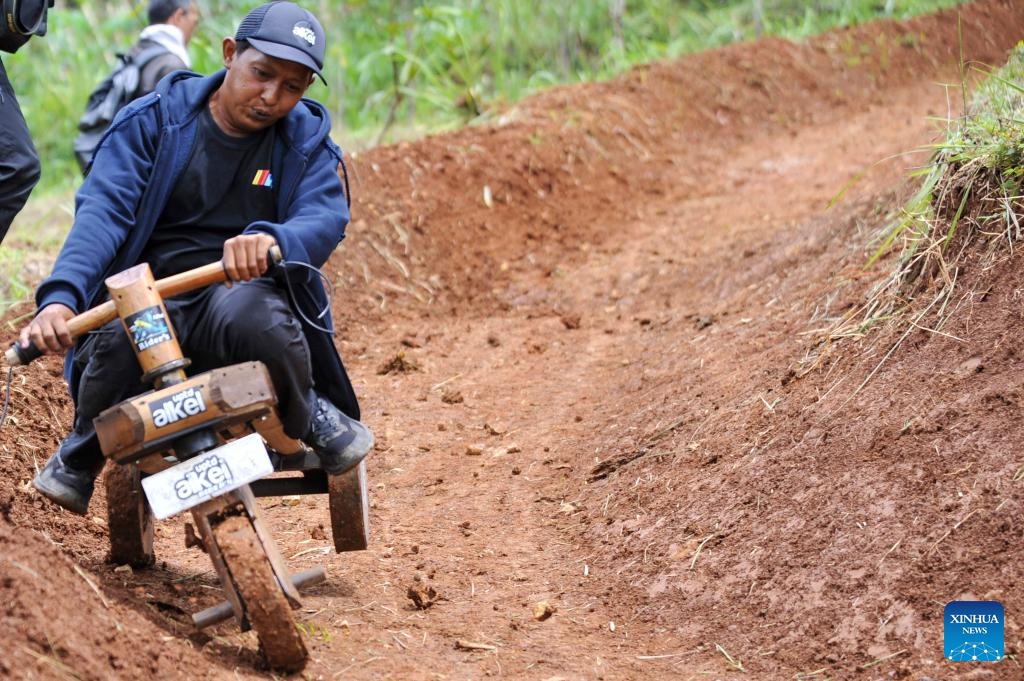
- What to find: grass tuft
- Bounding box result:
[875,42,1024,298]
[803,41,1024,379]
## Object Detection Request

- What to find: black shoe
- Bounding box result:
[305,394,374,475]
[33,454,97,516]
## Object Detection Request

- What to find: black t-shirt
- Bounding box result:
[140,105,278,278]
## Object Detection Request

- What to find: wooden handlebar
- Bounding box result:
[6,246,281,367]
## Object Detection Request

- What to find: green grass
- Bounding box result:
[0,193,72,311]
[813,40,1024,378]
[0,0,965,306]
[4,0,965,195]
[871,40,1024,283]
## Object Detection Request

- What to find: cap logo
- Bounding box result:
[292,22,316,47]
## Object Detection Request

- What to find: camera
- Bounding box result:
[1,0,55,53]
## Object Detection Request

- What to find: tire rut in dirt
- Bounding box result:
[214,514,308,673]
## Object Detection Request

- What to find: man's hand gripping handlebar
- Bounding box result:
[6,244,283,367]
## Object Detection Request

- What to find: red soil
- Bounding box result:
[2,1,1024,678]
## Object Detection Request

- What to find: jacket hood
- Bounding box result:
[154,69,333,156]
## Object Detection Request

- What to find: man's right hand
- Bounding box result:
[19,303,76,355]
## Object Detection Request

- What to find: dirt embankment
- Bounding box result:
[2,1,1023,679]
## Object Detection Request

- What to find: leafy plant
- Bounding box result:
[3,0,964,198]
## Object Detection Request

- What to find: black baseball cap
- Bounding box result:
[235,2,326,84]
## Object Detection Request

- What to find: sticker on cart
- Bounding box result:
[125,305,173,352]
[141,433,273,519]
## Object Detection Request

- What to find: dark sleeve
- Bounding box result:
[0,60,41,241]
[35,100,162,312]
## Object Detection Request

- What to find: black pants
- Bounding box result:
[0,57,41,244]
[59,279,315,473]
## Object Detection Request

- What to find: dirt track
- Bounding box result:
[2,2,1024,679]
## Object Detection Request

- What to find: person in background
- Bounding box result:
[20,1,373,515]
[0,0,54,243]
[0,56,40,244]
[133,0,200,94]
[73,0,201,173]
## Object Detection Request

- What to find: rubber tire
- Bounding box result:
[105,464,155,567]
[214,514,308,672]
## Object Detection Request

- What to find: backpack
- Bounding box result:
[73,44,169,174]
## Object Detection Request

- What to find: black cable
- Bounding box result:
[278,259,336,335]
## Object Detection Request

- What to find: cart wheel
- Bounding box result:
[214,515,308,672]
[328,459,370,552]
[105,463,154,567]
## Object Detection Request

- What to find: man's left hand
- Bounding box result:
[222,233,278,284]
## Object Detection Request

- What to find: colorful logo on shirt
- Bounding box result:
[252,169,273,187]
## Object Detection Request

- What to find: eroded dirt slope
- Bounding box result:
[2,1,1023,679]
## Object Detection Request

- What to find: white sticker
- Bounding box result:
[141,433,273,519]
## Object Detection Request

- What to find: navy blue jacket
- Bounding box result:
[37,69,359,418]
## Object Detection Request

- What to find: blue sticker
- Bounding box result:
[125,305,173,352]
[944,601,1004,662]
